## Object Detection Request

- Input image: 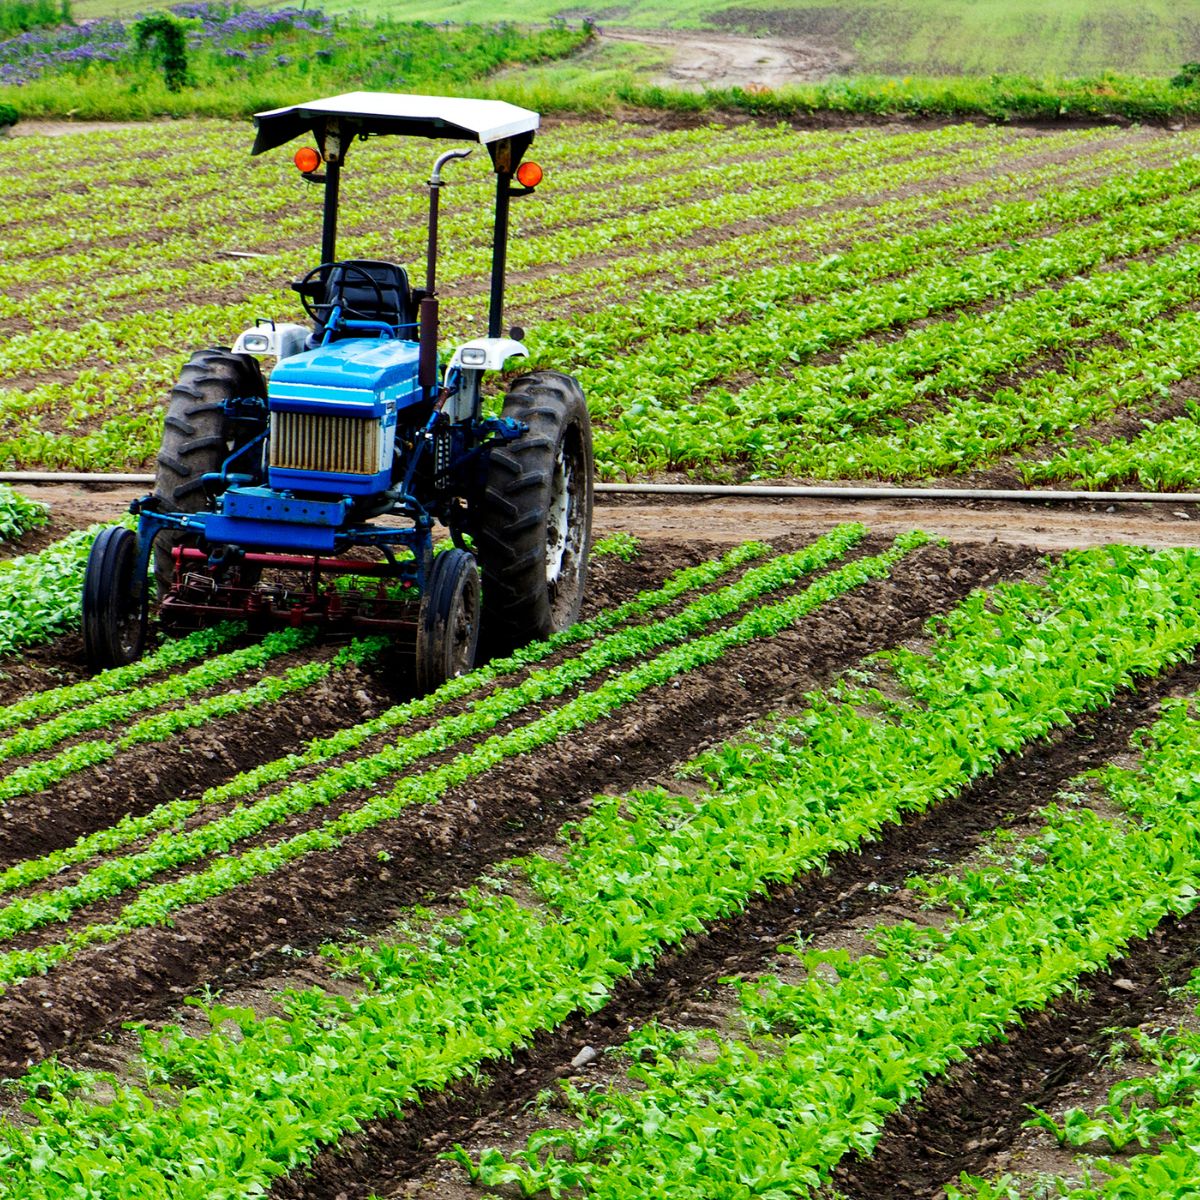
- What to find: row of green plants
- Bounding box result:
[0,482,46,544]
[1023,400,1200,490]
[0,540,771,899]
[480,782,1197,1196]
[0,520,125,658]
[567,172,1200,472]
[0,141,1120,474]
[951,704,1200,1198]
[3,116,988,258]
[0,123,1023,340]
[603,225,1200,477]
[0,624,315,764]
[3,122,1121,350]
[0,635,383,807]
[805,300,1200,481]
[0,622,242,730]
[0,527,893,989]
[467,624,1200,1197]
[2,540,1197,1196]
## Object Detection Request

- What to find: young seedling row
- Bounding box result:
[5,118,1200,488]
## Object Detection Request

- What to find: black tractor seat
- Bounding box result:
[294,259,418,343]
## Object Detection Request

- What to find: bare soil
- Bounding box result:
[8,483,1200,561]
[601,25,854,88]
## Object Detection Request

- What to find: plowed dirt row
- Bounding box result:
[7,527,1200,1200]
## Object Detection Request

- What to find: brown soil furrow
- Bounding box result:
[2,130,1161,346]
[0,542,731,911]
[1,128,1003,268]
[0,539,1013,1078]
[833,912,1200,1198]
[0,658,390,870]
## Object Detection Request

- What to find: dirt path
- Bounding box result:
[601,26,853,89]
[12,484,1200,557]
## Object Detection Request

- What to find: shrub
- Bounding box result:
[0,0,68,37]
[133,13,190,92]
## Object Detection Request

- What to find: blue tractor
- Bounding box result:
[81,92,594,692]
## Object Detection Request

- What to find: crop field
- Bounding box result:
[4,520,1200,1198]
[8,117,1200,490]
[9,96,1200,1198]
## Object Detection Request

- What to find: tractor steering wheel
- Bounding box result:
[297,262,387,328]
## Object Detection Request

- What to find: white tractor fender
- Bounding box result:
[232,322,311,361]
[447,337,528,374]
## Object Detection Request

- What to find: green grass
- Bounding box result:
[0,0,67,35]
[0,9,591,119]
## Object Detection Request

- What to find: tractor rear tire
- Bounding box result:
[416,548,481,694]
[152,348,266,599]
[82,525,148,670]
[474,371,593,658]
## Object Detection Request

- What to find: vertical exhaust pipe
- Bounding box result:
[420,147,472,393]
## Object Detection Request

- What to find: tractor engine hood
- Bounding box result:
[266,338,424,496]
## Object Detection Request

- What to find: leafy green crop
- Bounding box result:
[7,541,1200,1199]
[0,483,46,543]
[462,545,1200,1198]
[0,522,129,658]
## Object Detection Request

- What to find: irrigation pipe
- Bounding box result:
[4,472,1200,505]
[594,483,1200,504]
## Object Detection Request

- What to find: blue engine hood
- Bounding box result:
[268,338,424,415]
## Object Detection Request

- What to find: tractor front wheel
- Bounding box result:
[82,526,148,669]
[416,548,481,693]
[473,371,594,658]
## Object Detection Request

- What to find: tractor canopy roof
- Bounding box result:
[251,92,539,167]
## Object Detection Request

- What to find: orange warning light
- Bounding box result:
[515,160,543,188]
[294,146,322,174]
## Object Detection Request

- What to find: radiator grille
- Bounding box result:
[270,411,381,476]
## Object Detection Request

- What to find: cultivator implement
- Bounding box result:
[159,547,420,636]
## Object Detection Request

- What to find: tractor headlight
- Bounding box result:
[459,346,488,367]
[243,333,271,353]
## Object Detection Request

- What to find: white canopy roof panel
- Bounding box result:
[252,91,539,156]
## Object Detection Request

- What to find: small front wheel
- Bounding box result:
[82,526,148,670]
[415,548,481,694]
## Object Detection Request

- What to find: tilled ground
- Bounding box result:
[354,647,1200,1200]
[0,535,1024,1073]
[1,527,1196,1200]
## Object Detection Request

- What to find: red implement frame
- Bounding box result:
[158,546,419,633]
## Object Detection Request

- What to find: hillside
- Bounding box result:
[322,0,1200,78]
